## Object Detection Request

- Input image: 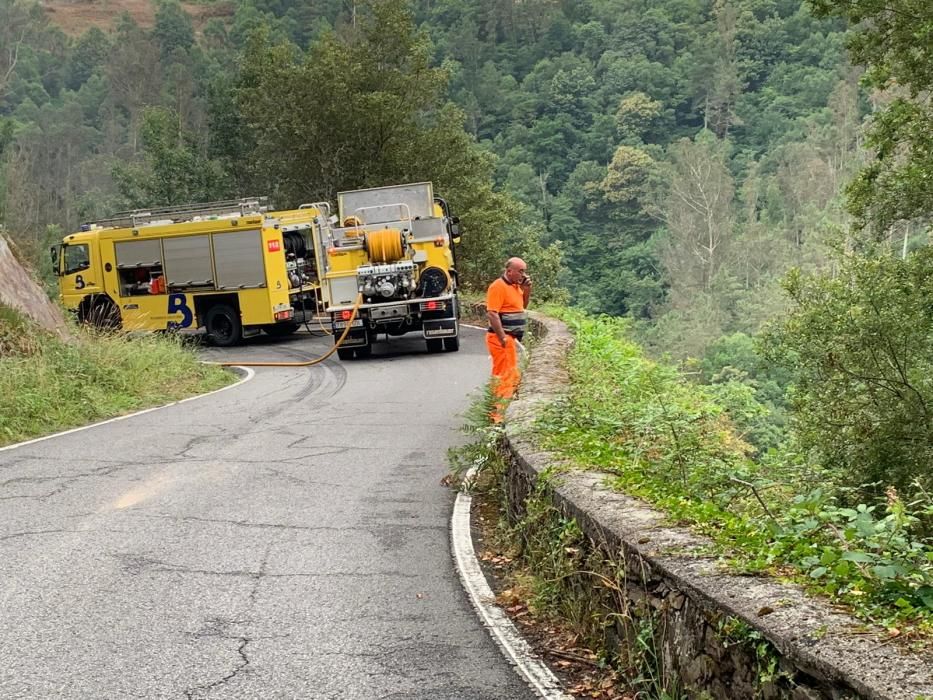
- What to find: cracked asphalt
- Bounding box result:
[0,327,537,699]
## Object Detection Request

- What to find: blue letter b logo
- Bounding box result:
[167,294,193,329]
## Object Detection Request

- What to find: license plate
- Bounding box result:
[333,319,364,329]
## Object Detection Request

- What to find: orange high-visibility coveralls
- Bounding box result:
[485,277,526,422]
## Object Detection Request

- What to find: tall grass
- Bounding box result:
[0,305,232,446]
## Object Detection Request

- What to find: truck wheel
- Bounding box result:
[443,334,460,352]
[426,338,443,353]
[355,343,372,358]
[206,304,242,347]
[264,323,300,337]
[86,297,121,331]
[337,347,355,361]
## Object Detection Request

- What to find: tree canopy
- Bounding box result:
[811,0,933,236]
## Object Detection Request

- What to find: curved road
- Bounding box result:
[0,328,536,699]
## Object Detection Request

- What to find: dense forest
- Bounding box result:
[2,0,933,519]
[0,0,867,345]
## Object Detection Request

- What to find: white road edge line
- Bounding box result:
[452,470,572,699]
[0,366,256,453]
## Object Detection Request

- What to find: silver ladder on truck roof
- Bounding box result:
[84,197,271,229]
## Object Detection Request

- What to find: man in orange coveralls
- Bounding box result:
[485,257,532,422]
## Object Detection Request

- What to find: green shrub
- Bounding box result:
[0,304,46,357]
[0,305,231,445]
[538,308,933,640]
[764,248,933,502]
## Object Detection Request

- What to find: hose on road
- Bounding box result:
[209,294,363,368]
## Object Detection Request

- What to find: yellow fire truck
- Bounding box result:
[53,183,462,357]
[313,182,462,360]
[51,198,326,346]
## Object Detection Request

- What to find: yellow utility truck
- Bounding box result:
[51,198,326,346]
[314,182,462,360]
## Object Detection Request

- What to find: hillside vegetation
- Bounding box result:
[542,308,933,639]
[3,0,933,643]
[0,304,231,446]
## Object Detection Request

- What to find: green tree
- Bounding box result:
[601,145,655,207]
[153,0,195,61]
[764,246,933,499]
[0,0,44,102]
[113,107,231,206]
[553,159,663,318]
[3,97,101,257]
[104,15,163,153]
[66,27,111,91]
[691,0,745,138]
[233,0,525,288]
[614,92,663,144]
[811,0,933,234]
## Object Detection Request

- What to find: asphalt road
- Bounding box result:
[0,327,537,700]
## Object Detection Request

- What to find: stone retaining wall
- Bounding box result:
[501,313,933,700]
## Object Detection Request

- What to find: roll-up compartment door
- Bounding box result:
[213,230,265,289]
[115,239,162,268]
[164,235,214,288]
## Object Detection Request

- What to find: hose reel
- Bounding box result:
[365,229,405,263]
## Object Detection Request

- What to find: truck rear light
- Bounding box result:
[274,310,293,321]
[419,300,446,312]
[340,310,353,320]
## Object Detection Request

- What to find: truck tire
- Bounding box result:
[337,347,355,361]
[206,304,242,347]
[86,297,121,331]
[426,338,443,353]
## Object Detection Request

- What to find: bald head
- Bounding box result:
[503,257,529,287]
[505,257,527,272]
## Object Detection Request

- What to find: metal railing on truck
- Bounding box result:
[83,198,271,230]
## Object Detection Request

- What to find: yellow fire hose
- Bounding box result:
[210,294,363,368]
[313,310,333,336]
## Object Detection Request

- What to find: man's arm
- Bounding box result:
[487,310,507,347]
[521,278,532,307]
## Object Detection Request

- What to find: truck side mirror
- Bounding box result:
[450,217,462,243]
[50,245,62,276]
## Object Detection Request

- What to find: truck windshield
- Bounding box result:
[63,244,90,275]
